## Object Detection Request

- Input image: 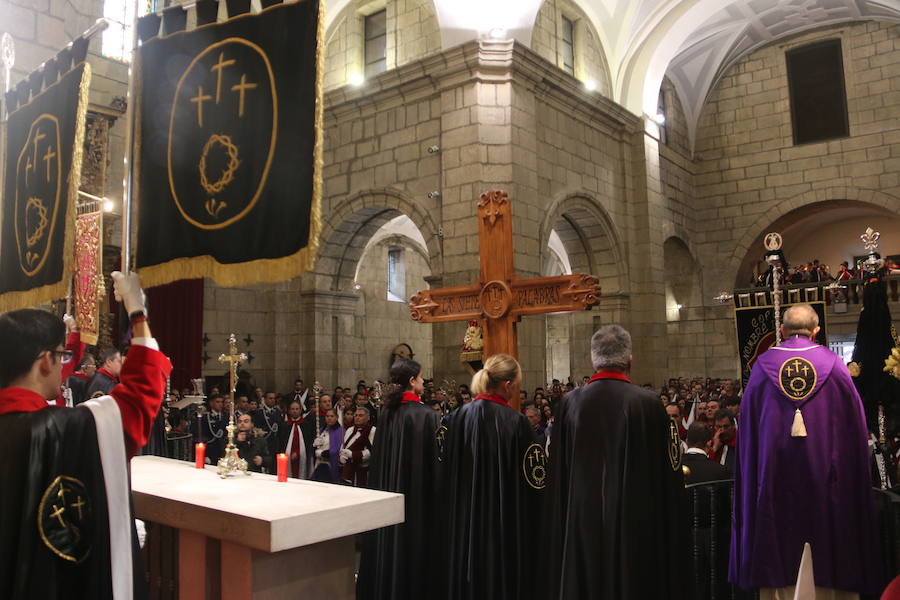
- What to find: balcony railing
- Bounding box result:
[734,275,900,308]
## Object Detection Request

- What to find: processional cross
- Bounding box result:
[217,334,249,477]
[409,190,601,409]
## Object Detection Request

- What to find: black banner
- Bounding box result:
[0,63,90,311]
[735,301,828,388]
[135,0,323,287]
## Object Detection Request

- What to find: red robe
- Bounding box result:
[52,331,86,406]
[0,343,171,457]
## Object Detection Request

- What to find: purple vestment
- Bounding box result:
[729,335,883,593]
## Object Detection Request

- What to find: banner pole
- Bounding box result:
[120,0,142,273]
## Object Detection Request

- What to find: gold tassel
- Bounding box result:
[791,408,807,438]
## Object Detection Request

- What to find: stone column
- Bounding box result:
[625,121,669,385]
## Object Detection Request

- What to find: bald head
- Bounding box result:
[782,304,820,339]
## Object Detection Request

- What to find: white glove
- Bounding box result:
[62,314,77,333]
[111,271,147,316]
[339,448,352,464]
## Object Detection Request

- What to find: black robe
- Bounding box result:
[0,407,144,599]
[541,377,689,600]
[357,401,440,600]
[83,371,116,403]
[442,397,543,600]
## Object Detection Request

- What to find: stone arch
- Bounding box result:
[663,235,702,317]
[317,188,441,292]
[729,187,900,288]
[540,192,626,295]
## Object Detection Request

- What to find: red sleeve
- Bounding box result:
[60,331,85,384]
[109,344,172,457]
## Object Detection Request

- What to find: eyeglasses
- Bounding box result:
[42,349,74,362]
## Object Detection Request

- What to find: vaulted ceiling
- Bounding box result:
[325,0,900,148]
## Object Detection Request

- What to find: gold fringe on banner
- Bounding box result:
[0,62,91,312]
[134,0,324,289]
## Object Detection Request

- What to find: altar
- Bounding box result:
[131,456,404,599]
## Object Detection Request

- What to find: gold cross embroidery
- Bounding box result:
[43,145,56,181]
[71,496,86,520]
[50,504,66,527]
[191,86,213,127]
[231,73,257,118]
[210,52,236,104]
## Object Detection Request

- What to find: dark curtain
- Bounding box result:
[145,279,203,390]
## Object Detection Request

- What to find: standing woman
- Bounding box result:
[357,359,441,600]
[443,353,544,600]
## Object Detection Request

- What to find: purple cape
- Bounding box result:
[327,425,344,481]
[729,336,883,593]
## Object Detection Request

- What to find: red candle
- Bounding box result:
[195,443,205,469]
[277,453,288,482]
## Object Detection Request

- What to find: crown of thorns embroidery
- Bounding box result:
[25,196,49,247]
[199,134,240,196]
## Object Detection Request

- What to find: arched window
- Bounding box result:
[101,0,154,61]
[387,245,405,302]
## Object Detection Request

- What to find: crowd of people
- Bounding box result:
[0,268,889,599]
[751,257,900,287]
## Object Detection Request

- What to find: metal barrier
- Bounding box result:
[165,433,193,462]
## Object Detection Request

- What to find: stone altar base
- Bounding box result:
[131,456,404,599]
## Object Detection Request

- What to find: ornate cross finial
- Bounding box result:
[478,190,508,228]
[218,333,247,395]
[861,227,880,254]
[764,232,782,251]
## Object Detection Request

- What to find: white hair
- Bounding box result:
[590,325,632,371]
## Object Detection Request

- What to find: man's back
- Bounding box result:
[543,377,688,600]
[730,336,882,593]
[0,407,122,599]
[683,452,731,485]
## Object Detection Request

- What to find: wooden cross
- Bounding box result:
[409,190,601,407]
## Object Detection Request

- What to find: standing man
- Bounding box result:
[730,304,882,597]
[66,354,96,406]
[286,378,308,409]
[340,406,375,486]
[542,325,687,600]
[84,348,123,401]
[0,271,171,598]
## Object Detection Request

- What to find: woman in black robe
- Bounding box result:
[357,359,441,600]
[442,353,542,600]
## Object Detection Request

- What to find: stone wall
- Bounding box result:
[530,0,611,97]
[355,236,433,380]
[323,0,441,91]
[690,20,900,378]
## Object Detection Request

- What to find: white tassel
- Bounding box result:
[791,408,807,438]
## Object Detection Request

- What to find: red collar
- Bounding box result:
[0,387,50,415]
[401,391,422,404]
[588,370,632,384]
[474,393,510,407]
[97,368,118,383]
[286,416,304,426]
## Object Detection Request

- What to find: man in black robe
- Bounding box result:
[0,271,171,599]
[83,348,122,400]
[542,324,688,600]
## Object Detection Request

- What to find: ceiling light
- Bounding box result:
[584,79,596,92]
[349,72,364,86]
[488,27,507,39]
[103,199,114,212]
[654,113,666,125]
